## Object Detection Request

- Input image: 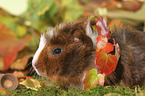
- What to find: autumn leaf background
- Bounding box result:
[0,0,145,72]
[0,0,145,95]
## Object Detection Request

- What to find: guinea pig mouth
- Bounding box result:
[32,63,47,77]
[32,64,41,75]
[34,67,47,77]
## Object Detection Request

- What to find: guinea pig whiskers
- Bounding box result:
[28,67,33,74]
[34,72,39,80]
[34,71,41,79]
[36,73,43,80]
[28,67,35,76]
[25,62,32,68]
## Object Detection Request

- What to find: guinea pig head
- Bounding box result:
[32,20,97,88]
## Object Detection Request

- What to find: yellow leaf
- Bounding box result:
[16,25,27,37]
[20,78,41,91]
[0,88,9,94]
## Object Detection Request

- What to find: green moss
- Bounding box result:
[1,78,144,96]
[0,85,142,96]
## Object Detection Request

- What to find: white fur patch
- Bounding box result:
[46,27,55,38]
[32,34,47,75]
[82,72,86,90]
[58,23,66,29]
[86,18,98,49]
[46,27,58,39]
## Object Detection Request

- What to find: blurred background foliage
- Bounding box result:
[0,0,145,71]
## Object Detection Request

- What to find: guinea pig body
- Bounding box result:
[32,19,145,88]
[105,28,145,87]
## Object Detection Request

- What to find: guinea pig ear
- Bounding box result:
[70,28,93,48]
[85,17,98,49]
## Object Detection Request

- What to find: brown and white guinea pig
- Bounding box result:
[32,18,145,88]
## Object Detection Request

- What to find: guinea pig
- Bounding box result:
[32,18,145,88]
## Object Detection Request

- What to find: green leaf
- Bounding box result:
[0,15,27,37]
[61,0,84,21]
[46,2,58,19]
[83,69,97,90]
[24,0,55,30]
[83,69,98,90]
[34,20,49,33]
[37,0,54,16]
[26,0,54,16]
[83,69,105,90]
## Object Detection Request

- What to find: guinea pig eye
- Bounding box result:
[53,47,63,55]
